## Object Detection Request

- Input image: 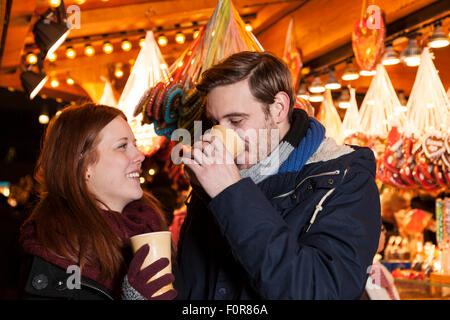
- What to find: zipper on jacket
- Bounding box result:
[81,280,114,300]
[271,170,341,200]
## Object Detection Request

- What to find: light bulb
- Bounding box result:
[65,47,76,59]
[296,83,310,101]
[338,87,351,109]
[26,52,38,65]
[382,45,400,66]
[49,0,61,7]
[359,69,376,76]
[103,42,113,54]
[84,44,95,57]
[175,32,185,44]
[400,38,422,67]
[193,29,200,39]
[48,52,57,62]
[121,39,132,51]
[114,64,124,78]
[139,37,145,47]
[325,70,341,90]
[428,25,449,48]
[341,64,359,81]
[39,114,50,124]
[50,79,59,88]
[309,94,324,103]
[309,77,325,93]
[158,35,168,47]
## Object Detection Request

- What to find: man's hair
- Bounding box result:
[196,51,296,120]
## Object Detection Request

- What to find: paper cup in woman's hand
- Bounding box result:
[129,231,173,296]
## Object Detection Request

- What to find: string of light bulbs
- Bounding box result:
[299,14,449,103]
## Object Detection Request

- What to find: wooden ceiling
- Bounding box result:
[0,0,449,104]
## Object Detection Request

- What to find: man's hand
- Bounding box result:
[181,133,241,198]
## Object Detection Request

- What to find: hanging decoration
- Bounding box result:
[98,76,117,107]
[295,97,315,117]
[133,0,263,140]
[377,48,449,191]
[352,0,385,71]
[357,63,400,159]
[341,87,362,144]
[116,31,169,156]
[317,89,342,145]
[283,17,303,91]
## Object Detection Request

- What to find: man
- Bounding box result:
[177,51,381,299]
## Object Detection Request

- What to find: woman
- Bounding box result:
[19,103,177,300]
[363,224,400,300]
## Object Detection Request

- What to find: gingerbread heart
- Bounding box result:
[422,134,445,162]
[352,13,385,71]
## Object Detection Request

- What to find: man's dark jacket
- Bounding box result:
[177,137,381,300]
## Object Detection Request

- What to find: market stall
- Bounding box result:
[0,0,449,301]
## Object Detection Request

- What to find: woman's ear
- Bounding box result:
[85,168,91,181]
[269,91,290,124]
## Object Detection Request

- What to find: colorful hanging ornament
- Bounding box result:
[377,48,449,191]
[283,18,303,90]
[137,0,264,140]
[352,0,385,71]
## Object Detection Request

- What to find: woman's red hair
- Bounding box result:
[27,103,165,281]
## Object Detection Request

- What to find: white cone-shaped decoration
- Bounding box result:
[317,89,342,144]
[116,31,169,156]
[403,47,449,138]
[358,63,400,139]
[98,77,117,107]
[341,87,361,140]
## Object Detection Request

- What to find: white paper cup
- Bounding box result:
[210,125,245,159]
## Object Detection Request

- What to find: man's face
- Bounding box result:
[206,78,279,170]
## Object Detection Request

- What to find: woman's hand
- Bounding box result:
[124,244,177,300]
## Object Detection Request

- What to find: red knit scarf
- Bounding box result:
[19,201,163,292]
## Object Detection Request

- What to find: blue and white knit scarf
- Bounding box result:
[240,117,325,184]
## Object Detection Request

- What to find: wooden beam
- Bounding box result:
[253,0,308,37]
[306,0,450,70]
[0,0,37,69]
[43,38,192,74]
[27,0,258,42]
[257,0,438,62]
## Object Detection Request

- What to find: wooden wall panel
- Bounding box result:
[257,0,438,62]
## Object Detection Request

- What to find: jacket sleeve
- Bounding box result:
[207,171,381,299]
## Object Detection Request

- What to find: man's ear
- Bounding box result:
[269,91,290,124]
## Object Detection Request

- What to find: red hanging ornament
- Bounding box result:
[352,1,385,71]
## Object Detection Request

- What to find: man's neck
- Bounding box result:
[279,121,291,143]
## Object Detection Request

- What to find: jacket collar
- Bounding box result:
[256,137,355,199]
